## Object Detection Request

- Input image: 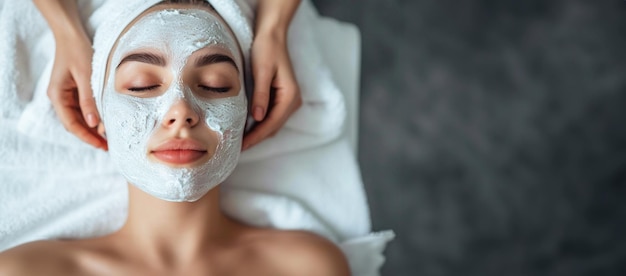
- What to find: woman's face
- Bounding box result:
[101,4,247,202]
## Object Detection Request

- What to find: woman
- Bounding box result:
[33,0,302,151]
[0,1,349,275]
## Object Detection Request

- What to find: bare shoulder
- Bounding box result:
[0,240,82,276]
[244,230,351,276]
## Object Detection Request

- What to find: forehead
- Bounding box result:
[117,3,222,42]
[107,3,241,71]
[122,3,227,40]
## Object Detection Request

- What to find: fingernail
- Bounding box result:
[253,107,265,121]
[86,113,98,127]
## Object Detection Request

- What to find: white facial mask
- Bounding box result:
[102,9,247,202]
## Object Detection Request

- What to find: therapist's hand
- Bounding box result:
[34,0,107,150]
[48,32,107,150]
[243,32,302,150]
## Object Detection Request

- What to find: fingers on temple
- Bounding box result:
[242,89,295,150]
[68,119,108,150]
[75,70,100,128]
[242,119,279,151]
[252,65,275,121]
[53,103,108,150]
[66,118,101,149]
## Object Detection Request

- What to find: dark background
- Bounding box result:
[310,0,626,275]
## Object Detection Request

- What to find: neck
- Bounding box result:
[116,184,241,266]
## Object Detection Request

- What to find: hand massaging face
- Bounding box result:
[101,6,247,202]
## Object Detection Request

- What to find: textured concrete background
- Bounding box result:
[310,0,626,275]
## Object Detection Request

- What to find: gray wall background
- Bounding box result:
[310,0,626,275]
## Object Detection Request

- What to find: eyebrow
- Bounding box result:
[117,52,166,69]
[194,53,239,73]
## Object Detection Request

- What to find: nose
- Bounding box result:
[162,99,200,128]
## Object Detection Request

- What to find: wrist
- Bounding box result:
[254,26,287,43]
[53,25,90,43]
[34,0,89,41]
[254,0,300,39]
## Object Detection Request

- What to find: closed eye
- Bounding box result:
[128,85,160,92]
[199,85,230,93]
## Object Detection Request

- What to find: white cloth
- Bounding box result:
[0,0,393,275]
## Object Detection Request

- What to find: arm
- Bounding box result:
[33,0,85,38]
[255,0,301,38]
[32,0,107,150]
[242,0,303,150]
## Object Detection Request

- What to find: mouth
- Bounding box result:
[150,139,208,165]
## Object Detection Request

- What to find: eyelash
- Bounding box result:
[198,85,231,93]
[127,85,231,93]
[128,85,160,92]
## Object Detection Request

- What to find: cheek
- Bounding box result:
[197,123,220,156]
[104,95,159,151]
[201,96,248,134]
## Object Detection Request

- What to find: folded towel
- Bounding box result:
[0,0,393,274]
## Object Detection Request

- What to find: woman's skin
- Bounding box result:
[0,187,349,275]
[0,3,348,275]
[32,0,302,151]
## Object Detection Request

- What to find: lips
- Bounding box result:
[151,139,208,165]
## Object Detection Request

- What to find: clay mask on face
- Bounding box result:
[102,9,247,202]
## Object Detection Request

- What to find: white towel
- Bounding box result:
[0,0,393,275]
